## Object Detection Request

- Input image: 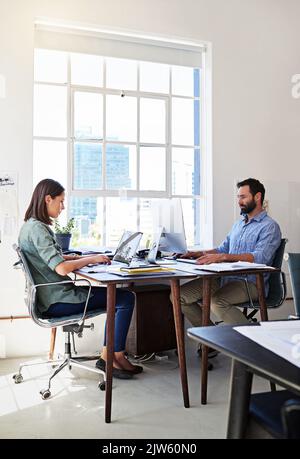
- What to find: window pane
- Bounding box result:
[74,92,103,139]
[140,62,169,93]
[172,148,200,195]
[69,197,103,247]
[140,147,166,191]
[181,198,201,247]
[106,57,137,90]
[106,198,137,247]
[139,198,153,247]
[106,95,137,142]
[172,98,194,146]
[73,142,102,189]
[34,84,67,137]
[172,65,195,97]
[140,98,166,144]
[71,53,103,87]
[33,140,67,187]
[106,144,136,189]
[34,49,67,83]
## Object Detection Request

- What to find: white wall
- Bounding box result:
[1,0,300,356]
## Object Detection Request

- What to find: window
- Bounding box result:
[33,44,206,248]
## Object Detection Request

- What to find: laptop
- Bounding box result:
[109,231,142,266]
[176,258,198,264]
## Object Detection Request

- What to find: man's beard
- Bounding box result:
[240,199,257,215]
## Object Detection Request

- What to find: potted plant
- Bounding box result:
[54,218,75,251]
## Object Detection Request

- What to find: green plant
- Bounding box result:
[54,218,75,234]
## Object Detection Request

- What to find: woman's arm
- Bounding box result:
[56,254,111,276]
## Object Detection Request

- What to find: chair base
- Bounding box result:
[13,353,106,399]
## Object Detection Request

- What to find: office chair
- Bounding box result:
[248,390,300,439]
[12,244,106,399]
[241,238,287,322]
[287,253,300,319]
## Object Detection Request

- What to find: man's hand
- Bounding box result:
[177,251,203,259]
[196,253,227,265]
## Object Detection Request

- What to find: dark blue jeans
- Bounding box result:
[46,287,134,352]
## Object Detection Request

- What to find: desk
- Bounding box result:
[78,269,196,423]
[187,324,300,438]
[175,264,278,404]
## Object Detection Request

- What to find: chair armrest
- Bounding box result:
[34,278,92,325]
[281,399,300,439]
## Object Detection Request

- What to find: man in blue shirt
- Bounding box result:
[178,178,281,325]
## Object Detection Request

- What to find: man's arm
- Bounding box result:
[196,252,254,265]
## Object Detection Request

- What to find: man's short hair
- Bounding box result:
[237,178,265,205]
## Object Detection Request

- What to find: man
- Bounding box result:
[177,178,281,326]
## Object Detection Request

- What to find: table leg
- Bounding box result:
[201,277,212,404]
[227,360,253,439]
[105,283,116,423]
[48,328,57,360]
[170,278,190,408]
[256,273,268,321]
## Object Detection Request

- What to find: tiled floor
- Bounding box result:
[0,301,295,439]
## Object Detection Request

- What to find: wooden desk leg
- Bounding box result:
[49,328,57,360]
[105,283,116,424]
[227,360,253,439]
[201,277,212,405]
[256,273,268,322]
[170,278,190,408]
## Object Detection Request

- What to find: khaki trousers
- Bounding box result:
[175,278,258,326]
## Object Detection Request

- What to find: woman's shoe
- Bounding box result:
[95,358,133,380]
[124,364,143,375]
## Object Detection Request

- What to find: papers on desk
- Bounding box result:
[195,261,273,272]
[234,320,300,368]
[107,266,176,277]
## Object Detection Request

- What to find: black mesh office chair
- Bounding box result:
[12,244,106,399]
[248,390,300,439]
[241,238,287,322]
[287,252,300,319]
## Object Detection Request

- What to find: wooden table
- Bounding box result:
[78,269,196,423]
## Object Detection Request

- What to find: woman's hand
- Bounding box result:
[93,254,111,265]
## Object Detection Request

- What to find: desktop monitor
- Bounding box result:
[149,198,187,256]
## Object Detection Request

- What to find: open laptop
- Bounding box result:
[176,258,198,264]
[110,231,143,267]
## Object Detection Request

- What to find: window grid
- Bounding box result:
[33,51,202,246]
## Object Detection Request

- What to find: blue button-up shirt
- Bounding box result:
[216,211,281,294]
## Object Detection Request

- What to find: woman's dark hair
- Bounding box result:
[237,178,265,205]
[24,179,65,224]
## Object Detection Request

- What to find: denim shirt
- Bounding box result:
[18,218,88,313]
[216,211,282,295]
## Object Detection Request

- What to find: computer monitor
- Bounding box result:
[149,198,187,258]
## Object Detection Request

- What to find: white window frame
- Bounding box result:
[33,28,212,248]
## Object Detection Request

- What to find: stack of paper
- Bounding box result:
[195,261,272,272]
[234,320,300,367]
[107,266,176,277]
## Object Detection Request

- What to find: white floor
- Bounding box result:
[0,301,295,439]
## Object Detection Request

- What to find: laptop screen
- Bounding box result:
[113,231,143,265]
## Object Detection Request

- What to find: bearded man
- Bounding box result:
[175,178,281,327]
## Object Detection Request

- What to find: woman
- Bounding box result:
[19,178,142,379]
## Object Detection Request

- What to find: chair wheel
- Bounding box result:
[98,381,106,391]
[13,374,23,384]
[40,389,51,400]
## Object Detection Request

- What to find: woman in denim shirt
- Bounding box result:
[19,179,143,379]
